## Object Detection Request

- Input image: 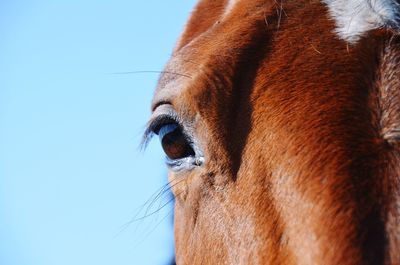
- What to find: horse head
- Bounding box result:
[145,1,400,264]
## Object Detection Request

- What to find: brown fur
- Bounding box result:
[150,0,400,264]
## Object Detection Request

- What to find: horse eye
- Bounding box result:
[157,123,195,160]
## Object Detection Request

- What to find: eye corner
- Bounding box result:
[165,154,205,172]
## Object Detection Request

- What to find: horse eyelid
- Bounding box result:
[141,113,183,149]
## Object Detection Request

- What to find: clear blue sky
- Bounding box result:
[0,1,196,265]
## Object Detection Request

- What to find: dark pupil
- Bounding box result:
[161,127,195,160]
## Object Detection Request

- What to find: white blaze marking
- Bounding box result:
[322,0,399,43]
[223,0,240,17]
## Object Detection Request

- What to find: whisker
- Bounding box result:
[132,195,176,222]
[108,70,192,79]
[136,189,186,242]
[139,178,184,220]
[114,182,170,236]
[115,177,185,237]
[132,206,175,249]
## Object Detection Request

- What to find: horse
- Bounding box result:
[144,0,400,264]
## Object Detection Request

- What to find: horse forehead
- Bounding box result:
[226,0,399,43]
[152,0,399,107]
[225,0,399,43]
[159,0,400,62]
